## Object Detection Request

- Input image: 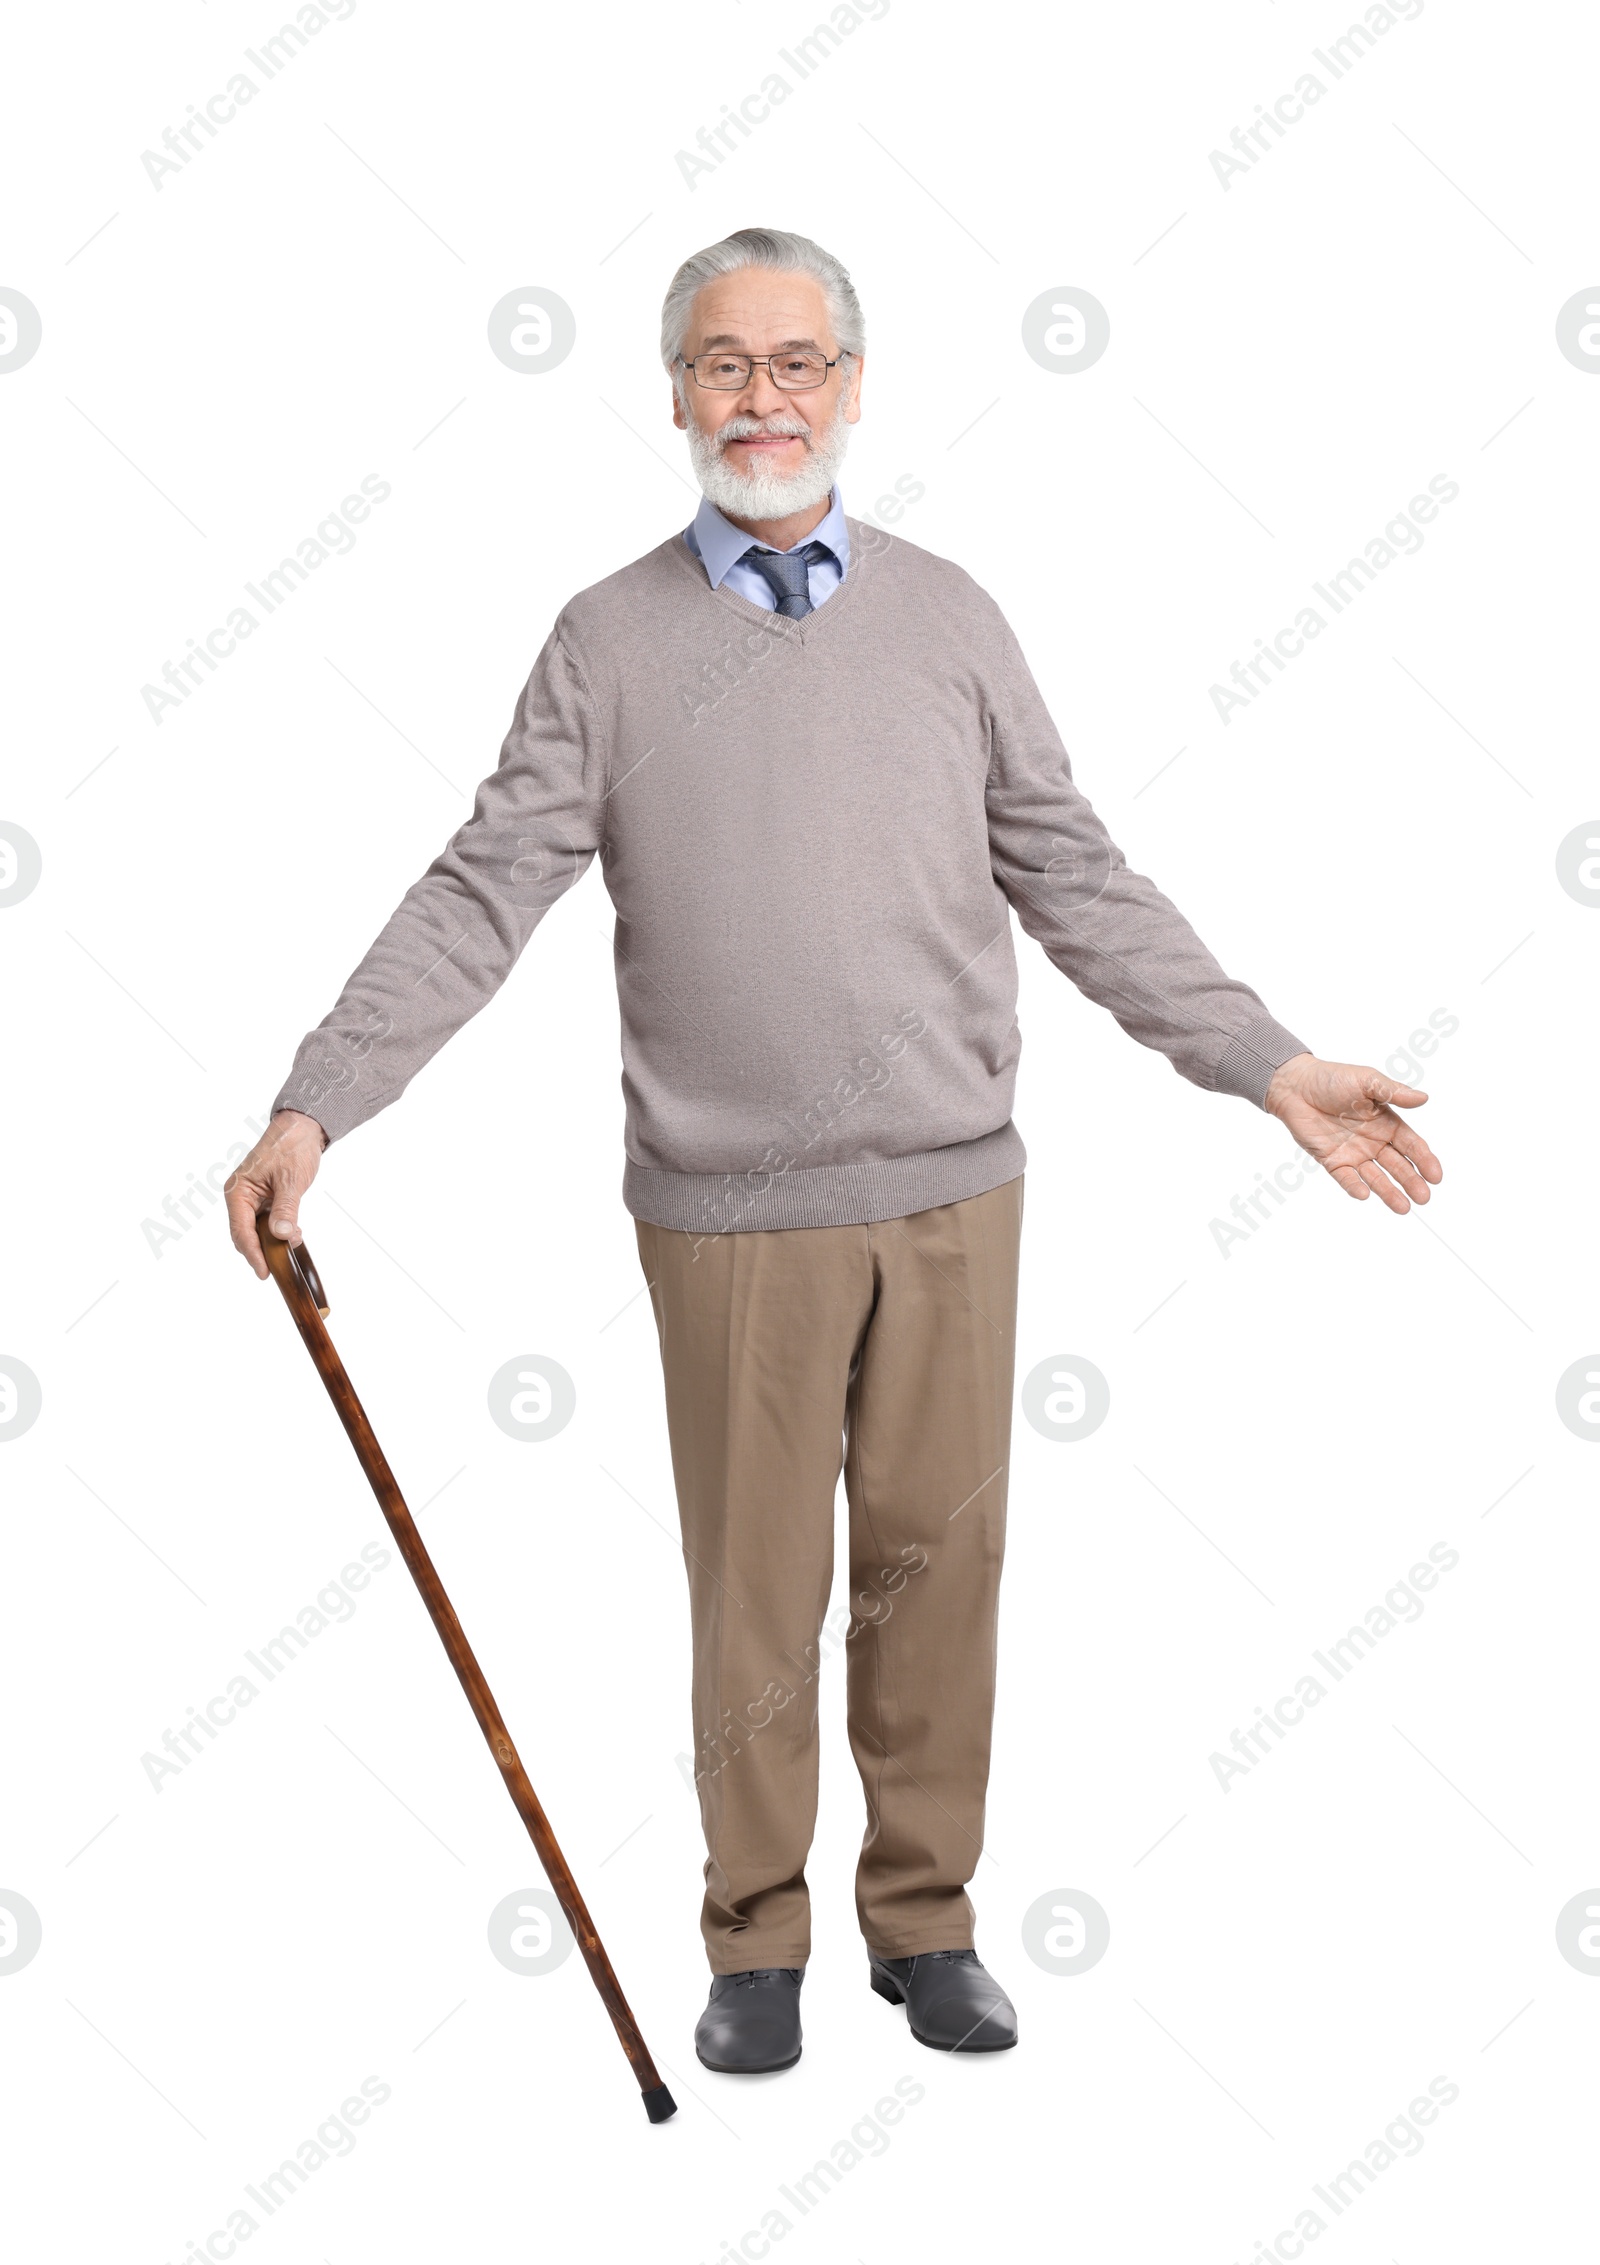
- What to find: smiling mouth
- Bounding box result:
[727,431,805,451]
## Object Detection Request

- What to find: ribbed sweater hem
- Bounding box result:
[623,1122,1028,1234]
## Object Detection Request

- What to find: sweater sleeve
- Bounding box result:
[984,613,1308,1107]
[271,624,608,1141]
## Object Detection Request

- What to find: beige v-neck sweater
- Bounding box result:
[272,520,1307,1232]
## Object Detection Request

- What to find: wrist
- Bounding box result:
[273,1106,329,1151]
[1264,1052,1314,1118]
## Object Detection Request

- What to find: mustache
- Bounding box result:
[716,415,813,450]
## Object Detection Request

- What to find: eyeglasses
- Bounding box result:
[679,349,851,392]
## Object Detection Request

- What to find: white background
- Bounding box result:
[3,1,1597,2258]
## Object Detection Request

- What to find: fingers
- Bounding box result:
[225,1174,270,1278]
[1356,1157,1413,1214]
[1388,1119,1443,1186]
[259,1128,320,1249]
[1308,1067,1444,1218]
[224,1114,325,1277]
[1327,1156,1413,1213]
[1363,1073,1429,1109]
[1360,1100,1444,1198]
[1377,1142,1432,1206]
[264,1171,306,1249]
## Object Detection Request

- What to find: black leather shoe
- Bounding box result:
[868,1949,1018,2052]
[695,1967,805,2073]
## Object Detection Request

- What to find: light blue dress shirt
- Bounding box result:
[682,485,850,611]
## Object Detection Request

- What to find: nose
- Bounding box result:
[733,362,789,417]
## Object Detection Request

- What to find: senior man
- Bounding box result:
[228,226,1442,2076]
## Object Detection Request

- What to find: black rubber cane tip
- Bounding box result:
[641,2083,677,2124]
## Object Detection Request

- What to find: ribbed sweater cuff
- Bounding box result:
[270,1069,368,1144]
[1211,1016,1311,1108]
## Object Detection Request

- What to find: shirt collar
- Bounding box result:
[683,485,850,590]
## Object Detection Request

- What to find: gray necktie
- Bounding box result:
[742,539,830,619]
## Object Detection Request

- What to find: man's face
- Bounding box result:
[672,267,862,517]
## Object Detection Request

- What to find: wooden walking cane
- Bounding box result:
[255,1211,677,2124]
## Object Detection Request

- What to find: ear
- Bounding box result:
[672,381,687,431]
[844,353,865,425]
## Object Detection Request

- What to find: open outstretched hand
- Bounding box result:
[1264,1055,1443,1215]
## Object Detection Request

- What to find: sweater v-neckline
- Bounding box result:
[664,516,875,644]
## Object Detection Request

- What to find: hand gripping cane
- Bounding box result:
[255,1213,676,2124]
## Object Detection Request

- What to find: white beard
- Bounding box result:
[684,392,853,521]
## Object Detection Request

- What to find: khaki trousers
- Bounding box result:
[636,1176,1022,1972]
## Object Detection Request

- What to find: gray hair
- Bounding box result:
[659,227,865,376]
